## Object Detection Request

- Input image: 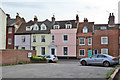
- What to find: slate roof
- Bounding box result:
[52,20,77,29]
[7,19,16,26]
[15,19,52,34]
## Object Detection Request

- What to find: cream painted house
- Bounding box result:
[31,34,51,56]
[0,8,7,49]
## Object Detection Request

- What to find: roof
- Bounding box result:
[94,24,119,30]
[52,20,77,29]
[77,22,94,33]
[7,19,16,26]
[15,19,52,34]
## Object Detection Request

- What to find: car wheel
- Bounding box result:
[81,60,87,66]
[103,61,110,67]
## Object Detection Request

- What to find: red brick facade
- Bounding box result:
[0,50,36,64]
[6,26,15,49]
[77,19,94,58]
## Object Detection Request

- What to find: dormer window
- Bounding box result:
[100,26,107,30]
[26,26,31,31]
[41,24,47,30]
[33,24,39,30]
[53,25,59,29]
[66,24,72,29]
[83,26,88,33]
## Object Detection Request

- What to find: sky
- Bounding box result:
[0,0,120,24]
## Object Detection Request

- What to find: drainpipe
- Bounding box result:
[30,34,31,50]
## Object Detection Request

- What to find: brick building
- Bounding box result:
[93,13,120,57]
[6,13,25,49]
[76,18,94,58]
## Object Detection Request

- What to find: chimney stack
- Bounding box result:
[84,18,88,22]
[34,15,38,23]
[76,14,79,22]
[52,15,55,24]
[6,14,10,21]
[108,13,115,25]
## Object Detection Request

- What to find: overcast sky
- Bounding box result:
[1,0,120,24]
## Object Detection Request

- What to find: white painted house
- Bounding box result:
[0,8,7,49]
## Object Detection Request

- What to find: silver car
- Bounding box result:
[80,54,119,67]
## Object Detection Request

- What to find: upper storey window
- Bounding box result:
[41,24,47,30]
[83,26,88,33]
[65,24,72,29]
[26,26,31,31]
[33,24,39,30]
[53,25,60,29]
[100,26,107,30]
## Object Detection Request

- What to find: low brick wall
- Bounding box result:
[0,50,36,64]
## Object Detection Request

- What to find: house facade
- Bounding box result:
[93,13,120,57]
[76,18,94,58]
[6,13,25,49]
[50,15,78,58]
[14,16,52,56]
[0,8,7,49]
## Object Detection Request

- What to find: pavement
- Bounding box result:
[2,60,114,78]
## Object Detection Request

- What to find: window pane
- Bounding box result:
[33,36,36,42]
[79,39,85,45]
[41,35,45,42]
[63,35,68,41]
[63,47,68,55]
[8,27,12,33]
[79,50,85,56]
[41,47,45,55]
[8,38,12,44]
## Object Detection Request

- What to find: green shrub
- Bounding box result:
[31,56,47,61]
[106,65,119,79]
[18,62,23,64]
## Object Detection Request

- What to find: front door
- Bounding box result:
[51,48,55,55]
[88,50,92,58]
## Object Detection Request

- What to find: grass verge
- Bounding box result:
[106,65,119,79]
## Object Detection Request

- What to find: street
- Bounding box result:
[2,60,113,78]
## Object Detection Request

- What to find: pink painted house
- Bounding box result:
[49,15,78,58]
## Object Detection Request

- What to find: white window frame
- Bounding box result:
[21,36,25,43]
[41,24,46,30]
[83,26,88,33]
[88,38,92,45]
[53,25,60,29]
[41,35,45,43]
[63,47,68,55]
[101,48,108,54]
[79,49,85,56]
[8,27,12,34]
[101,37,108,44]
[51,35,55,42]
[79,38,85,45]
[26,26,31,31]
[32,35,36,42]
[41,47,45,55]
[65,24,72,29]
[63,34,68,42]
[100,26,107,30]
[8,37,12,44]
[33,24,39,30]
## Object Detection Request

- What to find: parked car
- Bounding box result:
[38,55,58,63]
[80,54,119,67]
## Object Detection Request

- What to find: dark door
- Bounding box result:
[51,48,55,55]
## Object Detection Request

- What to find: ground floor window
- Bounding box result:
[101,48,108,54]
[79,49,85,56]
[63,47,68,55]
[15,46,19,49]
[41,47,45,55]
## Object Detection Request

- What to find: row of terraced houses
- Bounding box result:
[6,13,120,59]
